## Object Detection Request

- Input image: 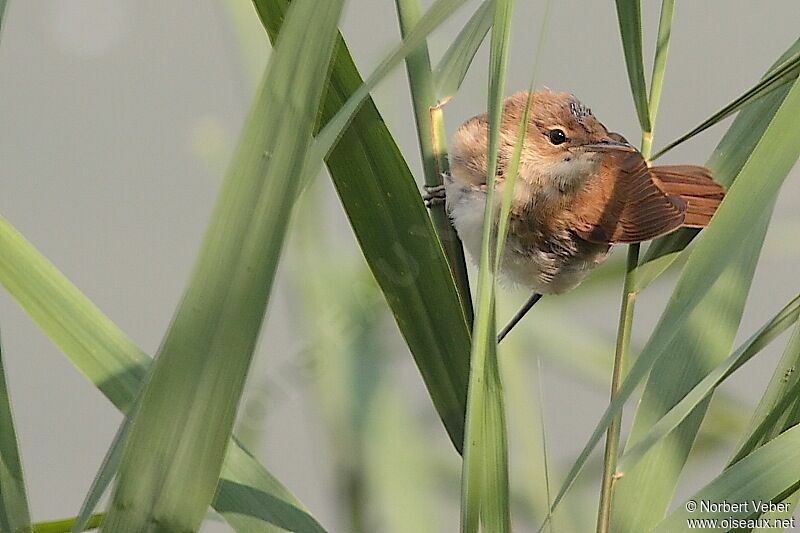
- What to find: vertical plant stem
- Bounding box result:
[596,244,639,533]
[597,3,674,530]
[395,0,474,327]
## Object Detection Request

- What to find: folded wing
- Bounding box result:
[569,150,687,244]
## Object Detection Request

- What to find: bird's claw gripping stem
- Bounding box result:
[423,184,446,208]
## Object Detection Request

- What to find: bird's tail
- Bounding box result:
[651,165,725,228]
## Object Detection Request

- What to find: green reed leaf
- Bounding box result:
[616,294,800,474]
[652,424,800,532]
[100,0,344,530]
[0,333,31,533]
[460,0,515,531]
[254,0,474,452]
[614,0,651,133]
[434,0,493,101]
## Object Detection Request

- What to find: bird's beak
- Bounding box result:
[580,139,637,153]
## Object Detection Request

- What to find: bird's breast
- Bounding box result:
[445,176,611,294]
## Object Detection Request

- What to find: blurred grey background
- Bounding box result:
[0,1,798,531]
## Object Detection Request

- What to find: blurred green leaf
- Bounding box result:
[635,38,800,291]
[729,318,800,466]
[652,424,800,532]
[101,0,344,530]
[611,73,800,532]
[434,0,493,101]
[33,514,103,533]
[616,293,800,474]
[289,187,389,533]
[0,214,327,532]
[545,67,800,528]
[0,37,325,533]
[254,0,473,452]
[460,0,515,531]
[0,217,323,532]
[0,0,7,36]
[614,0,651,133]
[366,389,443,533]
[0,333,31,533]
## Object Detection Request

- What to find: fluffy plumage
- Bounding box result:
[445,91,724,294]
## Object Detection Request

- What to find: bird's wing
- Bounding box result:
[650,165,725,227]
[568,150,686,244]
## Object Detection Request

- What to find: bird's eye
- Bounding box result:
[548,129,568,145]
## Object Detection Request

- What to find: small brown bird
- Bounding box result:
[426,90,725,339]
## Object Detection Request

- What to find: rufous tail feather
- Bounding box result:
[651,165,725,228]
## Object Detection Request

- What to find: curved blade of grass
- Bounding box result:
[616,293,800,473]
[395,0,474,328]
[540,72,800,532]
[639,0,674,155]
[254,0,474,452]
[614,0,651,134]
[434,0,493,102]
[34,514,103,533]
[460,0,515,531]
[652,423,800,532]
[610,76,800,533]
[729,317,800,466]
[0,221,325,532]
[101,0,344,530]
[71,398,141,533]
[634,37,800,292]
[652,46,800,160]
[0,332,31,533]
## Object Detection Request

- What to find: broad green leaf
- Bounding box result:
[610,75,800,532]
[544,70,800,528]
[616,294,800,473]
[254,0,473,452]
[434,0,493,101]
[729,317,800,465]
[614,0,651,133]
[395,0,474,327]
[460,1,515,531]
[634,38,800,291]
[101,0,344,530]
[0,333,31,533]
[0,214,326,531]
[652,424,800,532]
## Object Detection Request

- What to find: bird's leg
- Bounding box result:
[423,184,446,208]
[498,292,543,343]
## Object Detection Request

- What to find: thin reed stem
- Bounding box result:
[596,244,639,533]
[395,0,474,327]
[596,3,675,531]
